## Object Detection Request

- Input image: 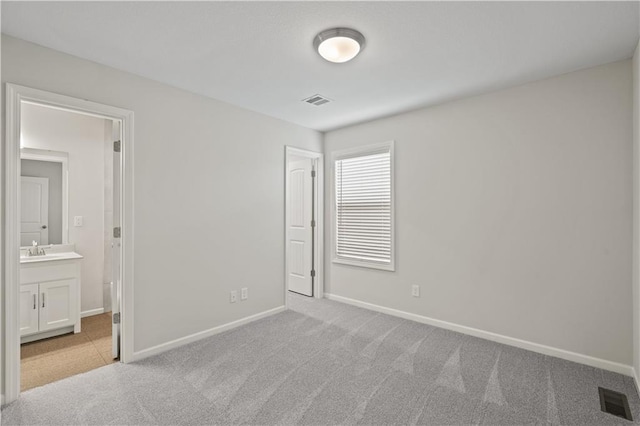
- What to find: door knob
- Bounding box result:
[41,225,47,229]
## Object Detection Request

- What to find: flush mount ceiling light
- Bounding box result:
[313,28,365,63]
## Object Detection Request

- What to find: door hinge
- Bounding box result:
[113,227,121,238]
[114,140,121,153]
[113,312,121,324]
[311,220,316,228]
[311,270,316,277]
[311,170,316,178]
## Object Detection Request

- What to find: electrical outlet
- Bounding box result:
[230,290,237,303]
[412,285,420,298]
[73,216,83,227]
[241,287,248,300]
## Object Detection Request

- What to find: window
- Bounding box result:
[333,141,394,271]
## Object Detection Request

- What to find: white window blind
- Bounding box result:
[335,147,392,268]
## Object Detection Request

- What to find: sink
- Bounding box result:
[20,251,83,264]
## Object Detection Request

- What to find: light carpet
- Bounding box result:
[2,293,639,425]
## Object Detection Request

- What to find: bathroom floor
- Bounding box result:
[20,312,116,391]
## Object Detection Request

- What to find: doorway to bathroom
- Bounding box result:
[19,102,117,391]
[4,84,134,404]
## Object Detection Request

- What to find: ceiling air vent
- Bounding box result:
[302,94,332,106]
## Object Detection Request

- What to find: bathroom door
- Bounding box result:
[111,121,122,359]
[20,176,49,246]
[286,158,314,296]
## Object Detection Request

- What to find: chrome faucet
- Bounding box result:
[28,241,46,257]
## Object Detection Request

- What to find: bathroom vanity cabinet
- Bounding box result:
[20,253,82,343]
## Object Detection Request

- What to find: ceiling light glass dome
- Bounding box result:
[313,28,365,63]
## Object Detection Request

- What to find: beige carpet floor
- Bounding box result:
[20,312,116,391]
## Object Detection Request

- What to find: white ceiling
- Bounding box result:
[2,1,639,132]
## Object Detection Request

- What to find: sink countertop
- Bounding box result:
[20,245,83,264]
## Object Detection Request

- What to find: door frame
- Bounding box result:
[284,146,324,306]
[3,83,135,405]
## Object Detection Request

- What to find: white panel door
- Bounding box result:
[19,284,39,336]
[21,176,49,246]
[39,279,77,332]
[287,159,313,296]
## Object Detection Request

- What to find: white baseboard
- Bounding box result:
[325,293,634,377]
[81,308,105,318]
[132,306,286,362]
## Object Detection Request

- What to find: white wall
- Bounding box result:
[21,103,108,314]
[633,39,640,383]
[1,34,322,368]
[324,60,633,366]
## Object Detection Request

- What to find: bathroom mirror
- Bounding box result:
[20,148,69,247]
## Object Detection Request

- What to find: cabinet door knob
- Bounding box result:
[41,225,47,229]
[42,293,45,308]
[33,294,36,310]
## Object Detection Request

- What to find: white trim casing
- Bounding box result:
[331,141,395,272]
[132,306,286,362]
[284,147,324,305]
[3,83,135,405]
[325,293,635,377]
[4,84,21,405]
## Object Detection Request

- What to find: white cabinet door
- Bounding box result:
[19,284,39,336]
[39,279,77,332]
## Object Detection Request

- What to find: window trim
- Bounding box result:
[332,140,395,271]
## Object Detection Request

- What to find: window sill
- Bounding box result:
[332,257,395,272]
